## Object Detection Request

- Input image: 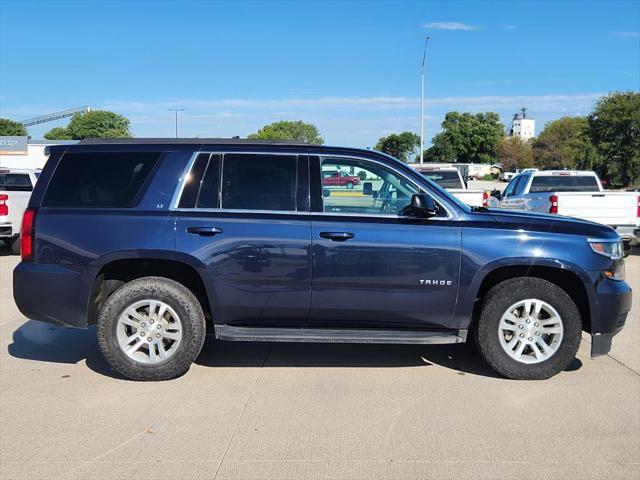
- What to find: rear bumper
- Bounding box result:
[13,261,92,328]
[0,223,15,238]
[589,276,632,357]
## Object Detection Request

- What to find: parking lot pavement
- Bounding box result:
[1,250,638,480]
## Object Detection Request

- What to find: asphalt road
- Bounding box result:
[0,249,638,480]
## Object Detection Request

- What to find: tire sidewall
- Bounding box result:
[476,278,581,379]
[97,277,205,381]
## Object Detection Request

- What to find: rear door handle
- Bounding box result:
[186,226,223,236]
[319,231,355,242]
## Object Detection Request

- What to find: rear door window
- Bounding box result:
[220,154,297,211]
[0,173,32,191]
[42,152,161,207]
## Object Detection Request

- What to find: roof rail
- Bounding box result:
[77,138,312,145]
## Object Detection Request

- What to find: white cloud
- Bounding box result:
[4,93,605,148]
[422,22,478,31]
[611,30,640,37]
[501,25,519,30]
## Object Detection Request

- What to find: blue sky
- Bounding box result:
[1,0,639,147]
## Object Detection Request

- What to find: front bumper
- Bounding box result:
[589,275,632,357]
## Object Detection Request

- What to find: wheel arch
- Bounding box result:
[455,258,596,333]
[87,251,214,326]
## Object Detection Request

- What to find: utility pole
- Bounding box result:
[168,108,184,138]
[420,35,431,165]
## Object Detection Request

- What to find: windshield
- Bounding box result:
[421,171,463,189]
[529,175,600,193]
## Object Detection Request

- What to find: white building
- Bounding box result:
[0,139,78,169]
[508,107,535,140]
[512,117,535,140]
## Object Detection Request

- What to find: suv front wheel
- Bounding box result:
[475,277,582,380]
[97,276,206,381]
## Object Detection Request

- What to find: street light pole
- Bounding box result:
[420,35,431,165]
[168,107,185,138]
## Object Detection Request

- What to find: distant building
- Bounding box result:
[508,107,535,140]
[0,139,78,169]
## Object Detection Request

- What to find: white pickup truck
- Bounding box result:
[0,168,40,254]
[497,170,639,255]
[413,166,487,207]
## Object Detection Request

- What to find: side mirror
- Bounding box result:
[404,193,439,218]
[363,182,373,196]
[491,189,502,201]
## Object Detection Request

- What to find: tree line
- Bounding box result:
[1,92,637,186]
[376,91,640,188]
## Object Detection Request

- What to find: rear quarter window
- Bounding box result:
[42,152,161,207]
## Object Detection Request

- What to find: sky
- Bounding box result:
[0,0,639,148]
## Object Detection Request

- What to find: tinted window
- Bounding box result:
[196,155,221,208]
[421,171,463,189]
[221,154,297,211]
[529,175,600,193]
[178,153,210,208]
[0,174,32,192]
[43,152,160,207]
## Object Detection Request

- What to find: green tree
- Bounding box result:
[588,92,640,187]
[423,112,504,163]
[532,116,601,171]
[248,120,324,144]
[496,136,534,172]
[65,110,132,139]
[0,118,27,136]
[374,131,420,162]
[43,126,73,140]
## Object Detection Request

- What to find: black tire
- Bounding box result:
[474,277,581,380]
[10,236,20,255]
[97,276,206,381]
[346,181,354,189]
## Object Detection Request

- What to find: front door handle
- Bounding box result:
[186,226,223,236]
[319,231,355,242]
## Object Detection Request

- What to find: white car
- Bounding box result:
[0,168,40,254]
[498,170,639,255]
[413,166,487,207]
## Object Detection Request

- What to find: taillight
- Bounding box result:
[482,191,489,207]
[637,195,640,218]
[21,208,36,262]
[549,195,558,214]
[0,194,7,216]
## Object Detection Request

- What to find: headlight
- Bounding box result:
[589,240,623,258]
[589,240,625,280]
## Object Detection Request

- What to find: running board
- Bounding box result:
[214,325,467,345]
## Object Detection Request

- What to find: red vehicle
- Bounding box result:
[322,170,360,189]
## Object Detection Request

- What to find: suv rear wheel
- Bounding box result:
[97,277,206,381]
[474,277,581,380]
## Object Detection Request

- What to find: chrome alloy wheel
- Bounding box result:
[498,299,564,364]
[116,300,182,364]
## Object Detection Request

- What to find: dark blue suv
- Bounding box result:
[13,139,632,381]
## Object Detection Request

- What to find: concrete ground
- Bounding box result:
[0,249,638,480]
